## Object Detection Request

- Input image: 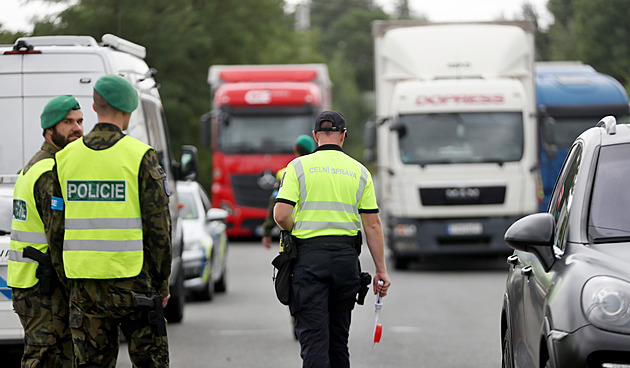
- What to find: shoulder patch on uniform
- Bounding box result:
[279,172,286,188]
[164,179,171,196]
[12,199,27,221]
[51,196,64,211]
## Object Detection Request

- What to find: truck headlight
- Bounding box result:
[582,276,630,334]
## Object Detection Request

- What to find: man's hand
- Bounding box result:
[162,294,171,308]
[262,236,272,249]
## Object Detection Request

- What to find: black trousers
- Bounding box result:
[290,242,360,368]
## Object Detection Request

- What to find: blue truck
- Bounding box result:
[537,62,630,211]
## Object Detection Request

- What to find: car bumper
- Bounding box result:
[550,324,630,367]
[182,250,209,292]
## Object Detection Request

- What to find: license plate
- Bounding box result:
[446,222,483,236]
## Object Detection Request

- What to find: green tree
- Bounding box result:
[33,0,322,189]
[546,0,579,60]
[573,0,630,85]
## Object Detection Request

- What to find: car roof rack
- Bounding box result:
[596,115,617,135]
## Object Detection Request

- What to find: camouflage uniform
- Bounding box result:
[12,141,73,368]
[49,124,171,368]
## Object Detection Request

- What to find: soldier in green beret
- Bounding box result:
[49,74,171,367]
[9,94,83,367]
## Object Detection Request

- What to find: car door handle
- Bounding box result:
[521,266,533,277]
[507,254,519,265]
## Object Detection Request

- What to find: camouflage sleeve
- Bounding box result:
[38,169,68,288]
[139,149,171,297]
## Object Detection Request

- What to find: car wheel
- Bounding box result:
[194,271,214,301]
[164,269,185,323]
[214,264,227,293]
[502,325,514,368]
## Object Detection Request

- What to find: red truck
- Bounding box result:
[202,64,332,238]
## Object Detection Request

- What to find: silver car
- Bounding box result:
[177,180,229,301]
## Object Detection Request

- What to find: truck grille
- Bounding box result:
[231,175,273,208]
[420,186,506,206]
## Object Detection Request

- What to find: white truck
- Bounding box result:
[366,21,540,269]
[0,34,198,345]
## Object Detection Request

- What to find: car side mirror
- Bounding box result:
[504,213,556,271]
[206,208,228,222]
[180,145,199,181]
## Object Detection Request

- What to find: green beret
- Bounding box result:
[40,95,81,129]
[94,74,138,113]
[295,134,316,154]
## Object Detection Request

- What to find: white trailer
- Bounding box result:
[367,21,540,269]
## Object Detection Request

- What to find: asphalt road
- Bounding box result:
[115,240,510,367]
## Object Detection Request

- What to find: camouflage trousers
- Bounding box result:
[68,279,169,368]
[12,284,73,368]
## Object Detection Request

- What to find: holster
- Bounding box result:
[132,294,167,337]
[353,231,371,305]
[22,246,54,296]
[271,230,298,305]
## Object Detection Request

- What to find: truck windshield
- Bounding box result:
[589,143,630,242]
[218,113,312,154]
[397,112,524,165]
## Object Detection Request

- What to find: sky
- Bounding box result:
[0,0,552,33]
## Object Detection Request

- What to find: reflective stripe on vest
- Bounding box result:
[290,151,369,238]
[8,158,54,288]
[56,136,151,279]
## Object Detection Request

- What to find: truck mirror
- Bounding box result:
[200,112,212,148]
[540,116,558,159]
[364,121,376,149]
[180,145,199,181]
[389,120,407,138]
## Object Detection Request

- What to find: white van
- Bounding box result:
[0,34,197,344]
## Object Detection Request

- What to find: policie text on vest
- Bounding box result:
[67,180,126,202]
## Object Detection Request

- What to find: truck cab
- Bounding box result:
[202,65,331,238]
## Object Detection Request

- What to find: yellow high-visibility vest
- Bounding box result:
[276,147,378,239]
[8,158,54,288]
[56,136,151,279]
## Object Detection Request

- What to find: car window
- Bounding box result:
[589,143,630,242]
[178,191,198,220]
[548,143,582,251]
[198,185,212,212]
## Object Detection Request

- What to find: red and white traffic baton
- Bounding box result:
[373,280,384,348]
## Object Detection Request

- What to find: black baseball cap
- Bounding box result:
[314,110,346,132]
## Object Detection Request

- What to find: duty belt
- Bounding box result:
[295,235,356,245]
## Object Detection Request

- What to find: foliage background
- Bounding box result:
[2,0,629,190]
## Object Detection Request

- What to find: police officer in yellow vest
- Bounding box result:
[274,110,391,368]
[9,95,83,367]
[52,74,171,367]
